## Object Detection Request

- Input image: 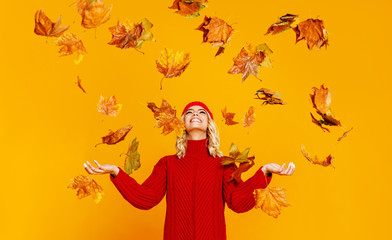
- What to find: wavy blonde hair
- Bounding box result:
[176,112,223,159]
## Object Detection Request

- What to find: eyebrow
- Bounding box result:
[186,108,206,112]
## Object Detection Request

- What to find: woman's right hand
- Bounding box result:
[84,160,120,177]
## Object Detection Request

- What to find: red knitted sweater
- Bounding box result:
[110,138,272,240]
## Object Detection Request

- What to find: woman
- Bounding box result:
[84,101,295,240]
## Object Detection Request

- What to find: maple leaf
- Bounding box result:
[337,127,354,142]
[255,88,286,105]
[265,13,299,35]
[169,0,207,18]
[79,0,112,29]
[243,106,255,127]
[96,125,133,146]
[254,187,289,218]
[293,18,328,50]
[34,9,69,38]
[195,16,233,56]
[230,159,255,182]
[147,99,185,136]
[120,138,141,175]
[301,144,334,168]
[228,44,273,82]
[156,48,190,90]
[68,175,104,203]
[97,95,122,116]
[221,143,255,165]
[221,107,239,126]
[76,76,87,94]
[55,33,87,64]
[108,18,155,51]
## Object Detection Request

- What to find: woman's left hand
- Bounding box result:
[261,162,295,176]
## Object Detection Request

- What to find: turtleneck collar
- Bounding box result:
[185,138,210,158]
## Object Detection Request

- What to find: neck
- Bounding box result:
[186,130,207,140]
[185,138,209,158]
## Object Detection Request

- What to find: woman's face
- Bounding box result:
[184,105,209,133]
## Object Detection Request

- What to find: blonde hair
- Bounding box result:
[176,112,223,159]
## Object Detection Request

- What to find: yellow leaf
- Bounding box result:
[254,187,289,218]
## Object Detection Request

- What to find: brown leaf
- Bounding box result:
[293,18,328,50]
[169,0,207,18]
[310,113,330,132]
[80,0,112,29]
[310,85,341,129]
[255,88,286,105]
[34,9,69,38]
[156,48,190,89]
[55,32,87,64]
[97,125,132,146]
[337,127,354,142]
[76,76,87,94]
[243,106,255,127]
[68,175,103,203]
[147,99,185,136]
[230,159,255,182]
[221,107,239,126]
[301,144,334,168]
[97,95,122,116]
[265,13,299,35]
[254,187,289,218]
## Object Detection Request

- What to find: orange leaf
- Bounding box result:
[221,107,239,126]
[34,9,69,38]
[156,48,190,90]
[265,13,299,35]
[230,159,255,182]
[310,85,341,129]
[97,95,122,117]
[195,16,233,56]
[97,125,132,146]
[337,127,354,142]
[293,18,328,50]
[243,106,255,127]
[254,187,290,218]
[76,76,87,94]
[255,88,286,105]
[68,175,104,203]
[301,144,334,168]
[147,99,185,136]
[169,0,205,18]
[55,33,87,64]
[80,0,112,29]
[310,113,330,132]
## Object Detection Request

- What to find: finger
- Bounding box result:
[84,163,94,174]
[94,160,102,168]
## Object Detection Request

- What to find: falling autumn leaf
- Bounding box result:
[243,106,255,127]
[255,88,286,105]
[169,0,207,18]
[310,113,330,132]
[34,9,70,38]
[228,44,273,82]
[108,18,155,51]
[97,95,122,117]
[337,127,354,142]
[147,99,185,136]
[195,16,233,56]
[76,76,87,94]
[254,187,289,218]
[293,18,328,50]
[68,175,103,203]
[221,143,255,165]
[221,107,239,126]
[230,159,255,182]
[55,32,87,64]
[120,138,141,175]
[96,125,132,146]
[301,144,334,168]
[156,48,190,90]
[78,0,112,29]
[265,13,299,35]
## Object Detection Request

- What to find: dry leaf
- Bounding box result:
[108,18,155,51]
[195,16,233,56]
[169,0,207,18]
[147,99,185,136]
[97,95,122,116]
[221,143,255,165]
[293,18,328,50]
[228,44,273,82]
[221,107,239,126]
[76,76,87,94]
[310,113,330,132]
[337,127,354,142]
[254,187,289,218]
[34,9,69,38]
[301,144,334,168]
[265,13,299,35]
[243,106,255,127]
[55,32,87,64]
[255,88,286,105]
[121,138,141,175]
[156,48,190,90]
[230,159,255,182]
[96,125,132,146]
[68,175,103,203]
[79,0,112,29]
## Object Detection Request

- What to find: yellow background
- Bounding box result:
[1,0,391,239]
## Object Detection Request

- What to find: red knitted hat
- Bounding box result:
[181,101,214,120]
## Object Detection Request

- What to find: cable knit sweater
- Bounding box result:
[110,138,272,240]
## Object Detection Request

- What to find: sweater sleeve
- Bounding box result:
[223,163,272,213]
[109,157,167,210]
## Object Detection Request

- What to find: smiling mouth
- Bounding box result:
[190,118,202,123]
